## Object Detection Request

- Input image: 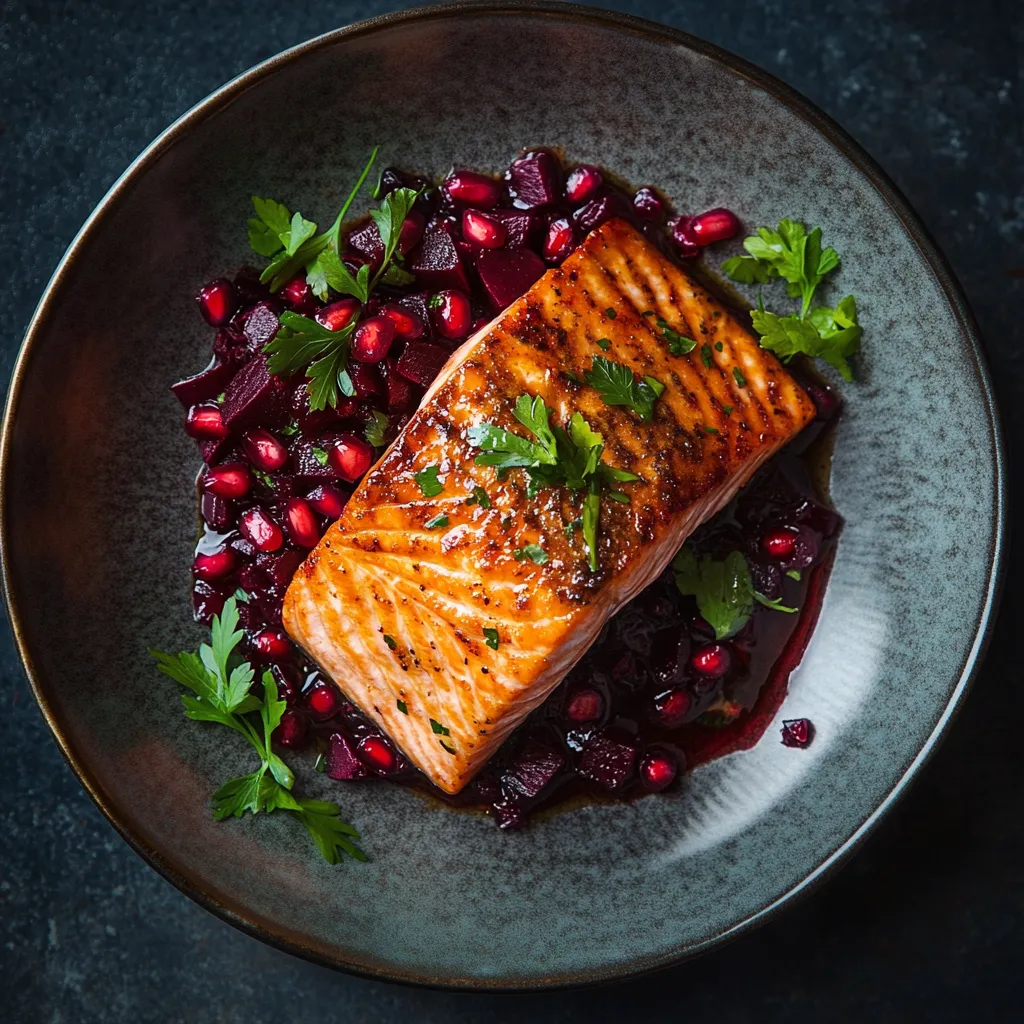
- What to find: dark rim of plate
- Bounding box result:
[0,0,1008,993]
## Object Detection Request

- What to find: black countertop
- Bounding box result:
[1,1,1021,1019]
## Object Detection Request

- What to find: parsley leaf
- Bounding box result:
[430,719,450,736]
[425,514,449,529]
[467,394,559,470]
[514,544,549,565]
[383,634,397,650]
[369,187,420,292]
[701,343,713,369]
[733,366,747,387]
[655,317,696,355]
[263,311,355,411]
[415,465,443,497]
[752,299,861,382]
[465,485,491,509]
[364,410,389,448]
[584,357,665,423]
[312,446,329,466]
[397,699,408,714]
[596,338,611,351]
[483,628,499,650]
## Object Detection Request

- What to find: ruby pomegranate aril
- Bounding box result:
[565,687,603,723]
[358,734,397,774]
[691,643,731,678]
[239,507,284,552]
[254,630,291,660]
[329,434,374,483]
[326,732,370,780]
[316,297,361,332]
[632,187,664,222]
[380,302,424,341]
[196,278,237,327]
[573,192,630,234]
[669,215,701,259]
[565,165,603,205]
[383,358,416,411]
[654,687,692,728]
[193,548,238,581]
[351,315,396,364]
[306,483,346,519]
[274,709,308,749]
[242,428,288,472]
[305,681,342,720]
[781,718,815,749]
[431,289,473,340]
[543,217,575,263]
[186,403,229,440]
[444,169,503,208]
[690,207,741,245]
[761,527,799,560]
[203,463,252,498]
[280,275,319,316]
[284,498,321,548]
[639,749,678,792]
[462,209,507,249]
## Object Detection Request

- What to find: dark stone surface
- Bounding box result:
[0,0,1020,1019]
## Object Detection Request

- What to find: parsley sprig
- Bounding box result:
[263,311,355,411]
[672,548,797,640]
[467,394,638,570]
[585,356,665,423]
[150,598,365,864]
[722,219,862,380]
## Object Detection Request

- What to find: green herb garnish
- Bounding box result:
[425,514,449,529]
[596,337,611,350]
[430,719,450,736]
[605,307,617,319]
[396,699,408,714]
[733,366,747,388]
[701,343,714,369]
[383,634,397,650]
[263,312,356,411]
[415,465,443,497]
[150,598,364,864]
[584,356,665,423]
[465,485,492,509]
[364,410,388,448]
[513,544,549,565]
[483,628,500,650]
[655,316,696,355]
[787,569,802,581]
[312,445,330,466]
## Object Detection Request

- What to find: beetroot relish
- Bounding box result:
[176,149,840,830]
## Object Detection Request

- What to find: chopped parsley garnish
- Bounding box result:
[430,719,450,736]
[722,405,734,415]
[253,469,273,488]
[280,421,300,436]
[585,356,665,424]
[703,425,719,435]
[383,634,397,650]
[787,569,802,581]
[439,740,456,755]
[564,518,582,538]
[733,366,747,388]
[234,588,249,603]
[655,316,696,355]
[364,410,388,448]
[425,514,449,529]
[715,341,724,352]
[465,485,492,509]
[149,598,364,864]
[641,309,655,317]
[596,338,611,350]
[263,312,356,411]
[514,544,549,565]
[427,293,444,309]
[312,446,330,466]
[467,394,639,570]
[673,548,797,640]
[483,628,500,650]
[605,307,617,319]
[722,218,861,380]
[396,699,408,714]
[415,465,443,497]
[701,343,713,369]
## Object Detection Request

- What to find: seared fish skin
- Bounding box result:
[283,219,815,794]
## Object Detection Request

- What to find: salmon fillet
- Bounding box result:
[283,218,815,795]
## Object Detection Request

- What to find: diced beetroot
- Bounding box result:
[171,359,236,408]
[326,732,370,780]
[396,341,450,386]
[290,438,341,481]
[572,192,631,234]
[508,150,560,208]
[256,549,304,589]
[408,223,470,292]
[502,740,565,799]
[474,248,545,309]
[398,211,425,255]
[229,533,255,560]
[306,484,347,519]
[578,733,637,791]
[316,298,361,332]
[382,358,416,412]
[221,354,292,431]
[200,491,234,531]
[398,292,434,340]
[346,220,384,267]
[291,385,351,434]
[489,209,543,249]
[492,798,526,831]
[238,301,281,350]
[213,323,252,366]
[192,579,228,625]
[346,361,384,401]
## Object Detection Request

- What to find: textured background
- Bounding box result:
[1,0,1020,1020]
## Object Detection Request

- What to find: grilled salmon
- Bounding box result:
[283,218,815,794]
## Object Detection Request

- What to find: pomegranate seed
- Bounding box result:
[653,688,691,728]
[358,734,397,774]
[633,187,664,222]
[242,428,288,472]
[803,380,842,421]
[270,663,301,705]
[669,216,701,258]
[690,643,731,678]
[639,749,678,792]
[192,579,227,624]
[203,463,252,498]
[565,165,603,205]
[690,207,741,245]
[305,682,342,720]
[254,630,291,660]
[781,718,815,748]
[238,507,284,552]
[543,217,575,263]
[565,687,603,723]
[444,169,502,208]
[185,403,228,440]
[316,298,361,332]
[461,209,507,249]
[430,289,473,340]
[193,548,238,581]
[284,498,321,548]
[195,278,237,326]
[345,361,384,400]
[280,275,318,315]
[274,708,308,749]
[329,434,374,482]
[351,315,396,364]
[761,527,799,560]
[306,484,346,519]
[380,303,425,340]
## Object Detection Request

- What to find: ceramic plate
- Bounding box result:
[1,1,1005,989]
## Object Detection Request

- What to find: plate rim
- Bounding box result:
[0,0,1008,991]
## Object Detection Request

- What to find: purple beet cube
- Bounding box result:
[221,354,292,431]
[509,150,561,208]
[290,437,340,481]
[578,733,638,791]
[239,301,281,350]
[198,435,233,465]
[491,798,526,831]
[572,192,631,235]
[170,358,236,408]
[474,248,546,310]
[408,223,470,292]
[256,549,304,589]
[327,732,370,780]
[502,740,565,800]
[489,209,543,249]
[395,341,450,386]
[346,221,385,267]
[200,491,234,531]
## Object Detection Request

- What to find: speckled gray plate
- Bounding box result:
[0,0,1006,990]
